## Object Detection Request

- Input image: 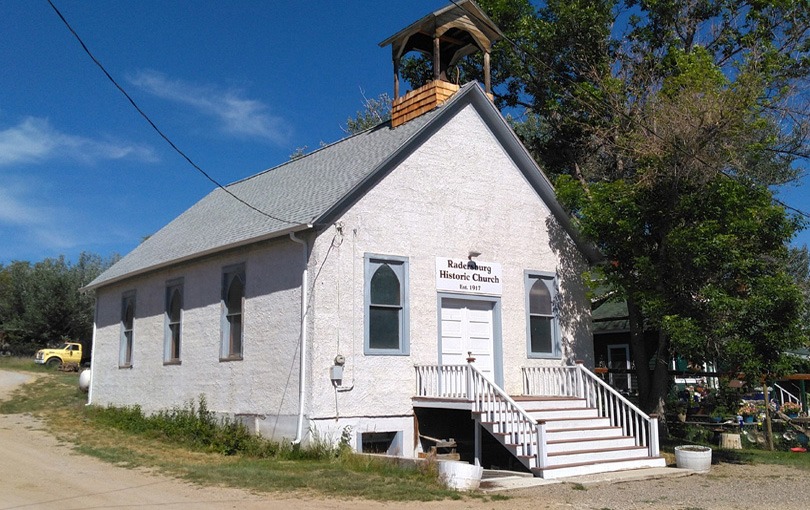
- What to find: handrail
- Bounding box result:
[774,383,802,408]
[523,363,659,457]
[415,364,546,468]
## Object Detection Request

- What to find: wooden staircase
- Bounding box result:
[415,362,667,479]
[478,395,666,479]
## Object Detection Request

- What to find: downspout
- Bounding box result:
[86,294,98,406]
[289,231,309,445]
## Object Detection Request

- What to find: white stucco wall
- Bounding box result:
[89,237,304,440]
[305,104,592,450]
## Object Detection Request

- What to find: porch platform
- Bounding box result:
[412,396,473,410]
[413,394,586,411]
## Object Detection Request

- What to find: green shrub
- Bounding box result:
[84,395,344,460]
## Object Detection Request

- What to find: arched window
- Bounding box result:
[370,264,401,350]
[526,274,558,357]
[365,255,409,354]
[120,292,135,367]
[165,280,183,363]
[221,265,245,360]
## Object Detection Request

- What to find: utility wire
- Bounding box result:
[449,0,810,220]
[46,0,297,225]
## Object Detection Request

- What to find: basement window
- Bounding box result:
[360,431,401,455]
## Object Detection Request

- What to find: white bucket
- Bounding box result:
[437,460,483,491]
[674,445,712,472]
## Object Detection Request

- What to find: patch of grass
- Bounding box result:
[0,370,460,501]
[168,454,454,501]
[0,355,53,373]
[720,447,810,469]
[662,433,810,471]
[570,482,587,490]
[0,369,83,415]
[489,493,510,501]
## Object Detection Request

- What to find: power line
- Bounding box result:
[449,0,810,220]
[46,0,297,226]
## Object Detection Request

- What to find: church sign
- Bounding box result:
[435,257,502,296]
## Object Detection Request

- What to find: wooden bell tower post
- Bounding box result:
[379,0,502,127]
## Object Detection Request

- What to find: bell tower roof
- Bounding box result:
[379,0,503,127]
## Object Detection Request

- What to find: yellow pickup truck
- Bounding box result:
[34,342,87,368]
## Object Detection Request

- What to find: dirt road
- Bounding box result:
[1,370,807,509]
[0,370,506,509]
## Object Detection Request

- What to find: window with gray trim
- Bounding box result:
[525,273,559,357]
[119,291,135,367]
[164,279,183,364]
[221,264,245,360]
[365,255,409,355]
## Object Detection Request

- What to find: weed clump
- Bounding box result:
[85,395,339,459]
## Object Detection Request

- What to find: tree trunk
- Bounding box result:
[628,297,670,416]
[627,298,650,405]
[646,329,670,417]
[763,380,774,451]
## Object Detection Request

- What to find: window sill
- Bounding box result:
[527,353,561,360]
[219,356,243,362]
[118,364,133,369]
[364,350,410,356]
[163,360,182,366]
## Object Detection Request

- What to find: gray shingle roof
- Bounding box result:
[86,82,599,291]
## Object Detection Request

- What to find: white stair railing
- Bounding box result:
[523,362,660,458]
[774,383,802,409]
[415,364,546,469]
[415,364,469,399]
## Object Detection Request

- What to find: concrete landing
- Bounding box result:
[479,467,695,492]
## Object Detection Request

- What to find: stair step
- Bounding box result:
[527,408,599,420]
[543,416,613,429]
[546,426,622,441]
[532,456,667,479]
[546,445,649,465]
[546,435,637,453]
[513,396,588,410]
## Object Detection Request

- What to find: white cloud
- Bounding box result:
[0,183,75,258]
[0,117,157,167]
[129,70,289,144]
[0,185,48,226]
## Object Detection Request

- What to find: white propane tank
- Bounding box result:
[78,369,91,392]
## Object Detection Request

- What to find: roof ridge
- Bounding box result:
[228,84,482,188]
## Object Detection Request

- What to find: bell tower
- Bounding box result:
[379,0,502,127]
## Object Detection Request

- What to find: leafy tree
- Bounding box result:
[343,92,392,134]
[787,245,810,340]
[0,253,117,354]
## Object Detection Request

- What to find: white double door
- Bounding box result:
[440,297,497,382]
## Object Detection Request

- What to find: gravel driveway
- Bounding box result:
[0,369,806,509]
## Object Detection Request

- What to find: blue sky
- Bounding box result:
[1,1,808,265]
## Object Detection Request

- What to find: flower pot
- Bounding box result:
[674,445,712,473]
[744,416,754,423]
[437,460,483,491]
[788,413,799,419]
